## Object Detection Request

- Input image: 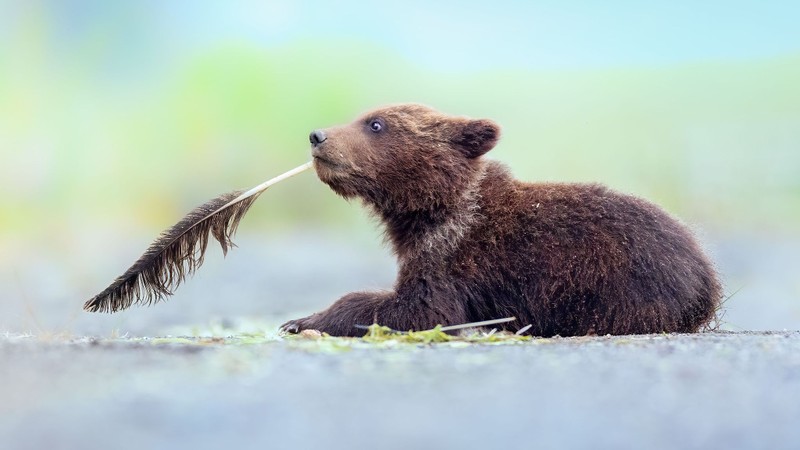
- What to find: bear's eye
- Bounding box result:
[369,118,384,133]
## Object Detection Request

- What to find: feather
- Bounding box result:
[84,161,313,313]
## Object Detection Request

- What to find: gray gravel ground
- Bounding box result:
[1,331,799,450]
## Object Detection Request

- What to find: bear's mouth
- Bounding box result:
[312,154,344,169]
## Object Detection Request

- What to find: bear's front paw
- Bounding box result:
[279,316,314,334]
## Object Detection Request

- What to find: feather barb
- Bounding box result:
[83,161,313,313]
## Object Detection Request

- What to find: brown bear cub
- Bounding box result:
[281,104,721,337]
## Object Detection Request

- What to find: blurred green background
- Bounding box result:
[1,1,799,333]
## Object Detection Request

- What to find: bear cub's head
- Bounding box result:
[308,104,501,213]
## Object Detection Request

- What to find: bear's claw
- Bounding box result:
[279,317,311,334]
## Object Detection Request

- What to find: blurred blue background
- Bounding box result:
[1,1,798,335]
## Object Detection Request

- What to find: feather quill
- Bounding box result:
[84,161,313,313]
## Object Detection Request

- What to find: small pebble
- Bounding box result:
[300,329,323,339]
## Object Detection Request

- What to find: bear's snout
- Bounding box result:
[309,129,327,147]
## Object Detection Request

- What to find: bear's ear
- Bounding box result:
[451,119,501,159]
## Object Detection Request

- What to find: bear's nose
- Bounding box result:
[309,129,327,147]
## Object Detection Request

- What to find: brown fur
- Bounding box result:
[281,104,722,337]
